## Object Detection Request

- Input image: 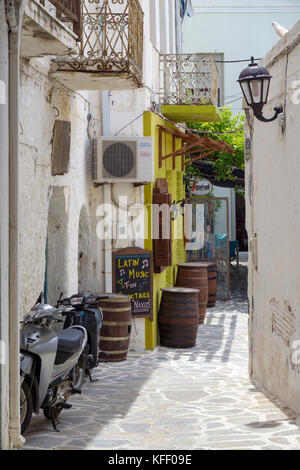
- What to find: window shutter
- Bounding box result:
[153,179,172,273]
[51,120,71,176]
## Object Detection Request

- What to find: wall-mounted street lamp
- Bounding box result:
[237,57,283,123]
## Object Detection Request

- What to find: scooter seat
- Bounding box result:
[56,328,85,354]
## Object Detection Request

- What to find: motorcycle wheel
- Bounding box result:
[20,381,33,435]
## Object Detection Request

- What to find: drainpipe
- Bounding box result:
[103,184,113,293]
[7,0,26,449]
[175,0,182,54]
[101,92,112,293]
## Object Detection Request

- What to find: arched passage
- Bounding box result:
[45,187,68,305]
[78,205,91,294]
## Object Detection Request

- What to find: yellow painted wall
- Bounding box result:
[143,111,186,350]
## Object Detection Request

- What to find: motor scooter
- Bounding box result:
[20,294,88,434]
[57,293,108,382]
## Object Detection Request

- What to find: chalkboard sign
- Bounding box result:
[112,247,153,320]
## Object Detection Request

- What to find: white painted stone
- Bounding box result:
[248,19,300,414]
[19,59,104,315]
[0,80,5,105]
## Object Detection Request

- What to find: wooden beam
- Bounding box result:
[156,124,233,171]
[184,150,216,166]
[161,142,196,161]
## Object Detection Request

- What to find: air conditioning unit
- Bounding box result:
[96,137,154,183]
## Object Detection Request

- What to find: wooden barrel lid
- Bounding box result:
[177,263,212,268]
[161,287,199,294]
[99,294,131,303]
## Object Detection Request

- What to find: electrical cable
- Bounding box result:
[223,96,243,105]
[221,91,243,101]
[114,112,145,136]
[215,58,262,63]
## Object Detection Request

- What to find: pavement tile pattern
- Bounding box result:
[23,294,300,450]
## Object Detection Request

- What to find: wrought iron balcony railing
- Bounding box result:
[39,0,81,35]
[52,0,144,88]
[159,54,218,106]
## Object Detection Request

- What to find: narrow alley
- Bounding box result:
[23,269,300,450]
[2,0,300,452]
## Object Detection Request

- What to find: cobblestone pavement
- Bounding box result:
[23,295,300,450]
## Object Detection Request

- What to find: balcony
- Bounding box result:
[159,54,221,123]
[41,1,82,35]
[50,0,144,91]
[21,0,80,58]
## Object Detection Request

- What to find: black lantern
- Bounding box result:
[237,57,283,122]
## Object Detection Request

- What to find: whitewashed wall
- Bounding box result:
[19,59,104,315]
[248,19,300,414]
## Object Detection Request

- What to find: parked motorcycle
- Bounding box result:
[57,293,108,381]
[20,294,88,434]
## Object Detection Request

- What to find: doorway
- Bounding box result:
[44,187,68,305]
[186,196,230,300]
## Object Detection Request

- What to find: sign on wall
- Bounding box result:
[189,178,213,197]
[112,247,153,320]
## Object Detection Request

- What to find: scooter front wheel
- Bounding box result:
[20,381,33,435]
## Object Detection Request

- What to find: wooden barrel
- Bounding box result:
[158,288,199,348]
[98,294,132,362]
[207,263,217,308]
[176,263,209,324]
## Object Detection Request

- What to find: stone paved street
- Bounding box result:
[23,293,300,450]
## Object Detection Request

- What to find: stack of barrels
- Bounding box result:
[158,262,218,349]
[97,294,132,362]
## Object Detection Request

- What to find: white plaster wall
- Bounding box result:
[248,19,300,414]
[19,59,104,316]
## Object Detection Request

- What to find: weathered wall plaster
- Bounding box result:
[248,19,300,414]
[19,59,104,316]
